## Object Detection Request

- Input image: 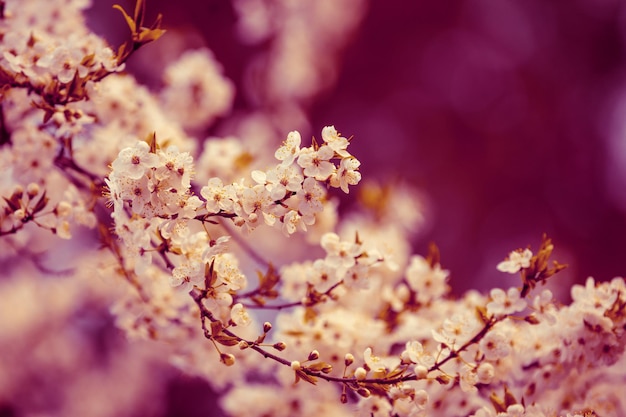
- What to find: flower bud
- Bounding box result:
[354,367,367,380]
[321,364,333,374]
[11,185,23,200]
[220,353,236,366]
[290,360,301,371]
[308,350,320,361]
[263,322,272,333]
[344,353,355,367]
[238,341,249,350]
[273,341,286,351]
[356,387,371,398]
[414,365,428,380]
[26,183,39,198]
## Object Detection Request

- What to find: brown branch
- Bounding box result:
[237,280,345,311]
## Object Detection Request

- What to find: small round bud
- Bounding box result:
[308,350,320,361]
[290,361,301,371]
[26,183,39,198]
[354,367,367,380]
[344,353,355,367]
[220,353,236,366]
[476,362,495,384]
[11,185,23,200]
[340,393,348,404]
[273,342,287,351]
[356,387,371,398]
[263,322,272,333]
[238,341,250,350]
[414,365,428,380]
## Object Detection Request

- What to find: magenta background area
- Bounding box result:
[310,0,626,294]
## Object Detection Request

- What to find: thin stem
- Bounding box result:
[239,300,302,310]
[237,280,344,311]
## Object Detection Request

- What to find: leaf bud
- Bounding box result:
[273,341,287,351]
[220,353,236,366]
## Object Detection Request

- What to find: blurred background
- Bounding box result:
[89,0,626,295]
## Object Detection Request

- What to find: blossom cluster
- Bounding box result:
[0,1,624,417]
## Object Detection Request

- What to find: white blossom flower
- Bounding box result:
[170,260,204,291]
[479,330,511,360]
[497,248,533,273]
[432,312,481,348]
[160,48,235,129]
[357,396,393,417]
[201,178,236,213]
[154,146,194,188]
[282,210,307,235]
[36,44,88,83]
[486,287,527,317]
[321,125,350,157]
[203,291,233,312]
[214,253,247,291]
[275,130,301,166]
[297,145,335,180]
[401,341,435,368]
[296,177,325,216]
[405,255,449,304]
[230,303,252,326]
[330,156,361,193]
[264,165,303,200]
[241,184,272,216]
[202,235,230,263]
[459,365,478,393]
[320,232,362,271]
[111,141,159,180]
[363,347,400,375]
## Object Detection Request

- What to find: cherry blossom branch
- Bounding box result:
[190,287,501,389]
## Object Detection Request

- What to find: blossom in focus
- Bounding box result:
[496,248,533,274]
